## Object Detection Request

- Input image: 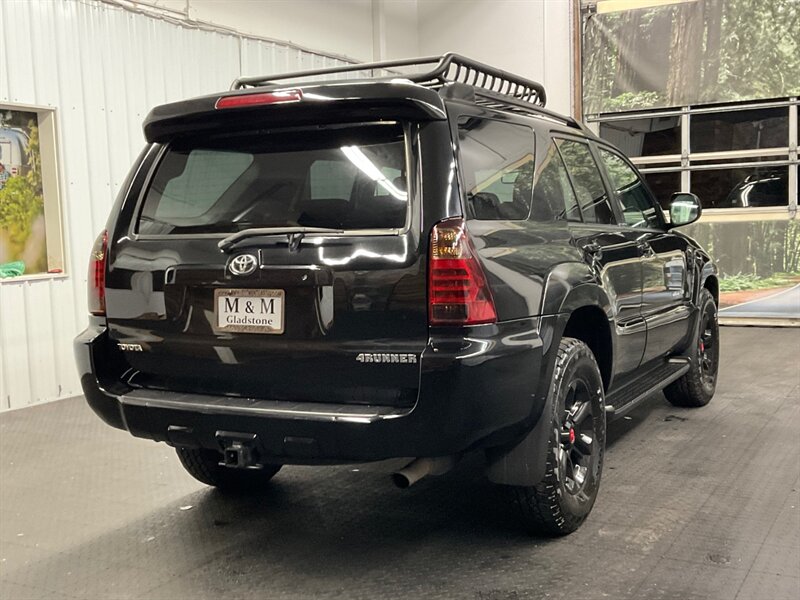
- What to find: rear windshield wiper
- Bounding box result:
[218,227,344,252]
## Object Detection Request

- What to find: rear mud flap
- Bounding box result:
[484,399,553,486]
[484,314,566,487]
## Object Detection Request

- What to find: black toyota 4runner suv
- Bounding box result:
[75,54,719,535]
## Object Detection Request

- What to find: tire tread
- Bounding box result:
[664,289,718,408]
[514,337,605,536]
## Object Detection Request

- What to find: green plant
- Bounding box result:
[719,272,800,292]
[0,175,43,254]
[0,121,45,271]
[604,91,665,111]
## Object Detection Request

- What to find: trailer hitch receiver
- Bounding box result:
[216,431,262,469]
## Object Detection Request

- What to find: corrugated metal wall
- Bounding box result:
[0,0,352,410]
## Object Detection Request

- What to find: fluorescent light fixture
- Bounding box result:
[596,0,697,14]
[340,146,407,201]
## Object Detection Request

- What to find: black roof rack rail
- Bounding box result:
[231,52,547,107]
[470,87,591,135]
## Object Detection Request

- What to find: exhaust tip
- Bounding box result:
[391,472,412,489]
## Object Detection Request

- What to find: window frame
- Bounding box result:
[594,143,667,231]
[552,135,618,227]
[0,102,66,282]
[586,97,799,218]
[130,121,416,240]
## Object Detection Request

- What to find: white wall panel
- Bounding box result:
[417,0,573,115]
[239,39,354,84]
[0,0,356,410]
[146,0,377,62]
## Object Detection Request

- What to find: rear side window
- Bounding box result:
[457,118,534,220]
[532,141,580,221]
[598,148,663,229]
[137,123,408,235]
[556,139,615,225]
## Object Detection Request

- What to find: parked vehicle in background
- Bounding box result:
[75,54,720,535]
[0,127,30,178]
[724,168,788,207]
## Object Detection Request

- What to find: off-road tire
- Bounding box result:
[176,447,281,492]
[664,288,719,408]
[513,338,606,536]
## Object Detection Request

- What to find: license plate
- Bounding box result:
[214,288,284,334]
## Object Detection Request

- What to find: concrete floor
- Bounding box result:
[1,327,798,600]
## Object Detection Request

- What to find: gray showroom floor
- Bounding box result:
[1,327,799,600]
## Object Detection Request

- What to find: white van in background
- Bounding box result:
[0,127,30,177]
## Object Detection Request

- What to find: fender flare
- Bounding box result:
[700,264,719,302]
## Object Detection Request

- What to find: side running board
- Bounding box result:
[605,358,690,418]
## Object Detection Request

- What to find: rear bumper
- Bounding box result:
[74,317,554,463]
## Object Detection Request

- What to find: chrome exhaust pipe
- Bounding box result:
[391,456,457,488]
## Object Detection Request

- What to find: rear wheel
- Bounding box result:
[664,288,719,408]
[513,338,606,536]
[176,447,281,492]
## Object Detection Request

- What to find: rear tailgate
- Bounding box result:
[106,115,429,408]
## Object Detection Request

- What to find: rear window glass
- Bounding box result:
[457,118,535,220]
[137,124,408,235]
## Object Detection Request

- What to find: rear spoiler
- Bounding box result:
[143,81,447,143]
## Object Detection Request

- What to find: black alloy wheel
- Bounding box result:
[558,378,600,500]
[665,288,720,407]
[697,301,719,391]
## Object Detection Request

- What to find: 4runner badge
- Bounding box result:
[356,353,417,364]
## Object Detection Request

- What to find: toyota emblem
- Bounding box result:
[228,254,258,276]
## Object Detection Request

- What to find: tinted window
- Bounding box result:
[599,148,662,229]
[690,107,788,153]
[138,124,408,234]
[532,141,580,221]
[556,139,615,224]
[308,159,358,200]
[458,118,535,220]
[155,150,254,220]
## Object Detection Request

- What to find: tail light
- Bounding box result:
[215,89,303,109]
[88,230,108,316]
[428,218,497,326]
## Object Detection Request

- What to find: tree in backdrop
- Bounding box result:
[685,219,800,279]
[584,0,800,113]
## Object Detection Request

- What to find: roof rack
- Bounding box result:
[231,52,547,107]
[468,87,591,135]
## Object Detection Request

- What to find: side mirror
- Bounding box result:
[669,192,702,227]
